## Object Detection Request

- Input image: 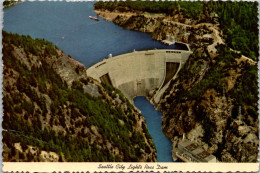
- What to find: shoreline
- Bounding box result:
[95,9,256,64]
[95,9,166,21]
[94,9,135,22]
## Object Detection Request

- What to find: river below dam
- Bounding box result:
[134,97,173,162]
[4,1,174,162]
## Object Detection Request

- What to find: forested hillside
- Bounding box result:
[3,0,20,8]
[94,1,259,162]
[2,31,156,162]
[95,1,258,61]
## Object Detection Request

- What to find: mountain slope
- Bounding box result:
[2,31,156,162]
[94,1,259,162]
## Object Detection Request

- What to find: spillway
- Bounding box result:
[87,45,192,103]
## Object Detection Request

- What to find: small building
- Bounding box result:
[172,139,217,162]
[162,35,175,45]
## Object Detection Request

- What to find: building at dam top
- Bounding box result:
[86,42,192,103]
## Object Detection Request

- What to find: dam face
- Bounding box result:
[87,48,192,102]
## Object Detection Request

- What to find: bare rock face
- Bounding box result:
[113,15,162,33]
[244,133,258,145]
[39,151,59,162]
[44,50,87,86]
[3,143,59,162]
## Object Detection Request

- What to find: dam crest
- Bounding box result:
[87,43,192,103]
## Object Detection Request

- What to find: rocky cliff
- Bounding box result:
[95,9,259,162]
[2,31,156,162]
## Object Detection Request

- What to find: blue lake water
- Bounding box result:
[4,1,174,162]
[134,97,173,162]
[3,1,184,68]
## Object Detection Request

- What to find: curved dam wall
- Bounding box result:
[87,48,192,101]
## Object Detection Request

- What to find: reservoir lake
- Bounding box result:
[4,1,175,162]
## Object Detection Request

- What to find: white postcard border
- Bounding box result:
[3,162,260,172]
[1,0,260,173]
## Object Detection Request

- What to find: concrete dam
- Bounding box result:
[87,43,192,103]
